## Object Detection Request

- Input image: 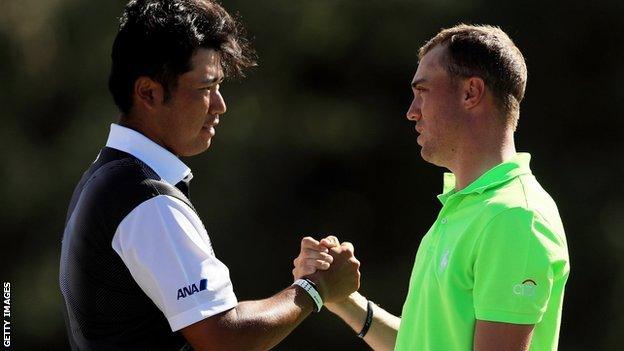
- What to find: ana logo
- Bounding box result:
[177,279,208,300]
[513,279,537,297]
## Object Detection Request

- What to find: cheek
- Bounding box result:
[421,93,442,118]
[200,92,210,106]
[426,100,456,136]
[192,94,211,119]
[185,95,210,122]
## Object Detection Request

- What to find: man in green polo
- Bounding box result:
[292,24,569,350]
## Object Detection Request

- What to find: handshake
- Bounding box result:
[291,235,361,310]
[290,235,401,351]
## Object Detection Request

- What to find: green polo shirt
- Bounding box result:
[395,153,569,351]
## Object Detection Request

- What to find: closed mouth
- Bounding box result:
[203,118,219,129]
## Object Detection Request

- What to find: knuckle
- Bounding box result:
[307,248,324,258]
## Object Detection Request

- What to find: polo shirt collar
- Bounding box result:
[105,123,192,185]
[437,153,532,204]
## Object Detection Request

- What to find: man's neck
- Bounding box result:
[118,115,172,155]
[450,132,516,191]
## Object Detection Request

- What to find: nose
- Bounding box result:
[210,89,227,116]
[406,97,421,121]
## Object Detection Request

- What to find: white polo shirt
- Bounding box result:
[106,123,238,332]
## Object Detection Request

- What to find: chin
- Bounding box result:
[201,137,213,152]
[420,148,441,166]
[179,141,212,157]
[419,147,431,162]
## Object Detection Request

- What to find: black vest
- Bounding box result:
[59,147,193,350]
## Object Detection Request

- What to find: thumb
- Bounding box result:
[320,235,340,248]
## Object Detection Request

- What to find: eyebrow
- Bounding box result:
[411,78,427,88]
[200,76,224,85]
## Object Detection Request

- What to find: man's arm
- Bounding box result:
[113,197,360,351]
[324,292,400,351]
[471,209,563,350]
[293,236,400,351]
[181,286,314,351]
[182,241,360,351]
[474,320,534,351]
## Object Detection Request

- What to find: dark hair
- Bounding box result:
[108,0,256,115]
[419,24,527,128]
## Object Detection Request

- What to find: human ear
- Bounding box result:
[133,76,165,110]
[463,77,485,110]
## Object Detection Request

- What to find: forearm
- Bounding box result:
[326,292,400,351]
[216,285,315,351]
[473,320,534,351]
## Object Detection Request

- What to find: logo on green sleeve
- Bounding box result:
[513,279,537,297]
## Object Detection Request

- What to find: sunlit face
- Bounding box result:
[406,45,465,168]
[157,48,226,157]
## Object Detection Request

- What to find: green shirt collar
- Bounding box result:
[437,153,533,204]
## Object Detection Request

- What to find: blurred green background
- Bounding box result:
[1,0,623,349]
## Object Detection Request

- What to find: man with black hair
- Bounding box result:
[294,24,570,351]
[59,1,360,350]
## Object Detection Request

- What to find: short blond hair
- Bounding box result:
[419,24,527,129]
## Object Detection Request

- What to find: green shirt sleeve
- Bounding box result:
[473,207,561,325]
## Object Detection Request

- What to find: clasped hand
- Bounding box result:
[292,235,360,305]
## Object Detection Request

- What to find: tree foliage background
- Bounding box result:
[1,0,623,349]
